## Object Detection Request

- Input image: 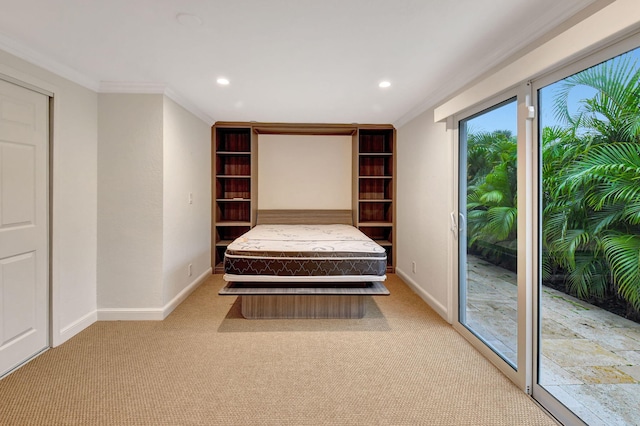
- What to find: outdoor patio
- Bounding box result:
[465,256,640,426]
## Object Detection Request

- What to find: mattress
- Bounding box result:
[223,224,387,282]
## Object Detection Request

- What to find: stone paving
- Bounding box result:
[465,256,640,426]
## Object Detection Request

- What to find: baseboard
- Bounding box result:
[395,267,450,323]
[162,267,212,319]
[97,267,212,321]
[55,309,98,347]
[97,307,165,321]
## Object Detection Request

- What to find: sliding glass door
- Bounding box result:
[453,30,640,426]
[457,97,524,379]
[533,42,640,426]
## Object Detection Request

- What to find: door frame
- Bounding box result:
[452,85,534,392]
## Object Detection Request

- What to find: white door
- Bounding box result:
[0,79,49,377]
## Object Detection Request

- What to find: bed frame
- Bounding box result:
[218,209,389,319]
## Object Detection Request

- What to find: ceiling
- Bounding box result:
[0,0,599,125]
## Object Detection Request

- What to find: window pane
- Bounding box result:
[459,99,518,368]
[538,46,640,425]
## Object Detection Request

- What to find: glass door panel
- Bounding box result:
[459,98,519,368]
[536,46,640,425]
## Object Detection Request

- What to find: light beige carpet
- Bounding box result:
[0,274,557,425]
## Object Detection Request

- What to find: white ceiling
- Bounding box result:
[0,0,598,125]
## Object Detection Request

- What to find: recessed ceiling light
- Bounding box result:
[176,13,202,27]
[379,81,391,88]
[217,78,230,85]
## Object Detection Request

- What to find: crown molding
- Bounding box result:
[97,82,215,125]
[0,32,214,125]
[98,81,167,94]
[164,86,215,126]
[0,31,100,91]
[393,0,609,129]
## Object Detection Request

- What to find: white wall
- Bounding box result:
[162,97,211,307]
[0,49,98,346]
[258,134,352,210]
[97,94,211,319]
[396,110,452,320]
[97,94,164,312]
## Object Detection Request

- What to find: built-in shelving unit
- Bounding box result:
[213,125,255,273]
[212,122,395,273]
[356,127,396,272]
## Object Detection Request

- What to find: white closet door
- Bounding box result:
[0,79,49,377]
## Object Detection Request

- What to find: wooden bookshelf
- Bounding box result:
[212,125,255,273]
[357,127,396,272]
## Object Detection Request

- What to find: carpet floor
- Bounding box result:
[0,274,558,425]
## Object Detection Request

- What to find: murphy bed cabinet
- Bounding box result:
[211,122,395,274]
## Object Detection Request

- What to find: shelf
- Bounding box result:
[359,129,393,153]
[216,177,250,200]
[373,239,392,247]
[359,152,393,156]
[358,176,392,179]
[216,198,250,202]
[359,199,392,202]
[216,151,251,155]
[216,175,251,179]
[216,221,251,226]
[359,154,393,177]
[357,221,393,227]
[359,178,393,200]
[216,153,251,176]
[216,128,251,152]
[215,225,251,244]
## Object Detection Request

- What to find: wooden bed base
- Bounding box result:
[242,295,366,319]
[219,209,389,319]
[220,281,389,319]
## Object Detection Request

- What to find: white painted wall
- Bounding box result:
[162,97,211,307]
[258,134,352,210]
[396,110,453,321]
[0,49,98,346]
[97,94,164,312]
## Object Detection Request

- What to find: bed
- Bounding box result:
[219,210,390,319]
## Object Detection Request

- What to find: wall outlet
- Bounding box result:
[188,192,193,204]
[188,263,193,276]
[412,261,416,274]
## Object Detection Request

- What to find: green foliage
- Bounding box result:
[465,130,517,246]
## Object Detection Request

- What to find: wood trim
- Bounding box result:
[219,281,390,296]
[256,209,353,225]
[214,121,358,135]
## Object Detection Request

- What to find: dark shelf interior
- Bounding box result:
[358,129,393,153]
[359,155,393,176]
[216,128,251,152]
[359,178,393,200]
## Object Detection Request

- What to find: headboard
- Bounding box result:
[256,210,353,225]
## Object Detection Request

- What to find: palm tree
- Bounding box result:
[543,53,640,314]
